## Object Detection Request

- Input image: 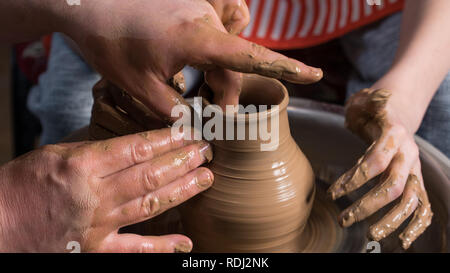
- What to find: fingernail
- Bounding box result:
[312,68,323,79]
[174,242,192,253]
[327,175,348,200]
[327,186,343,200]
[198,141,213,163]
[339,210,356,227]
[399,233,412,250]
[369,225,386,241]
[196,169,214,188]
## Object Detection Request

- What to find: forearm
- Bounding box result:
[372,0,450,133]
[0,166,10,251]
[0,0,97,43]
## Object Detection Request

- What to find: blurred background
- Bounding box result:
[0,39,49,165]
[0,45,13,165]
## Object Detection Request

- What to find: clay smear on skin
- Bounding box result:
[331,88,433,249]
[88,75,353,252]
[344,88,391,142]
[168,71,187,94]
[369,173,432,247]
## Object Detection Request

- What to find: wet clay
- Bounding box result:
[178,74,316,252]
[88,75,350,252]
[239,43,323,85]
[89,79,168,140]
[370,174,433,249]
[168,71,187,94]
[295,181,369,253]
[86,81,445,252]
[344,88,391,143]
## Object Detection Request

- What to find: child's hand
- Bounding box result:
[328,88,433,249]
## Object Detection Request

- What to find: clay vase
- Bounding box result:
[179,74,316,252]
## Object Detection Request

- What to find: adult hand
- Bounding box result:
[328,88,433,249]
[207,0,250,35]
[63,0,322,120]
[205,0,250,108]
[0,128,213,252]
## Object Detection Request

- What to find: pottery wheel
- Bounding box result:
[123,178,369,253]
[296,179,368,253]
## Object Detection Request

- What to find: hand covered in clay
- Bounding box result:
[328,89,433,249]
[65,0,322,120]
[0,128,213,252]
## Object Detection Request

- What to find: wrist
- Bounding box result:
[371,70,429,134]
[40,0,106,42]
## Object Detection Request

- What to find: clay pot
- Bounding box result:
[179,74,316,252]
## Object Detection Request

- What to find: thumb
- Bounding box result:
[208,0,251,35]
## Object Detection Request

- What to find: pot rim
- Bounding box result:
[198,74,289,122]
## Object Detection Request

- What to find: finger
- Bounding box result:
[368,172,419,241]
[328,130,403,200]
[91,90,146,135]
[106,81,166,130]
[188,27,322,84]
[223,2,250,35]
[168,71,187,94]
[111,167,214,228]
[208,0,250,34]
[399,164,433,249]
[132,78,190,125]
[104,141,213,204]
[101,233,192,253]
[338,152,413,227]
[85,127,196,177]
[92,77,110,100]
[205,68,242,108]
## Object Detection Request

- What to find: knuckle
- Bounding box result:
[131,142,153,164]
[242,14,250,27]
[391,125,408,139]
[389,181,404,200]
[408,142,420,158]
[249,42,268,59]
[181,19,205,37]
[59,150,87,173]
[141,194,161,218]
[139,242,155,253]
[371,153,390,171]
[143,167,163,192]
[40,144,59,153]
